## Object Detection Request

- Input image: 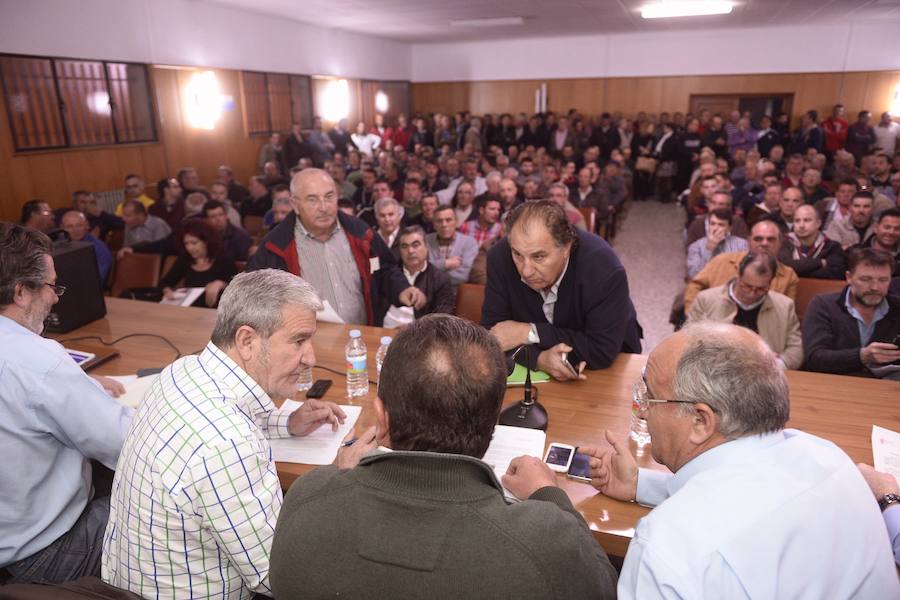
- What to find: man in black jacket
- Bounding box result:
[246,169,424,326]
[802,247,900,378]
[382,226,454,328]
[481,200,641,380]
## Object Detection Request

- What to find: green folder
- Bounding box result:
[506,363,551,386]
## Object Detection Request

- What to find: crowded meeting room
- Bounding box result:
[3,0,900,597]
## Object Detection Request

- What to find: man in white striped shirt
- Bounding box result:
[102,270,346,599]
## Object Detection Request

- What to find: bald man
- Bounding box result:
[585,322,898,598]
[247,168,425,326]
[60,210,113,281]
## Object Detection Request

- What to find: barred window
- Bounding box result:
[241,71,313,135]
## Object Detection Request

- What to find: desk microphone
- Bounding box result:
[499,344,548,431]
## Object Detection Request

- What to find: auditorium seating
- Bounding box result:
[109,253,162,297]
[578,206,597,235]
[455,283,485,324]
[243,215,264,238]
[794,278,846,322]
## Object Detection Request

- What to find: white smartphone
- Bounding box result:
[544,442,576,473]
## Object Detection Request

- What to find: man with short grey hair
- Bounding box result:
[586,322,899,598]
[374,196,403,255]
[103,269,347,599]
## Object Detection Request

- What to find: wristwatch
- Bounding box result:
[878,493,900,512]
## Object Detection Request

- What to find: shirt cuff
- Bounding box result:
[883,504,900,545]
[258,408,293,439]
[635,468,671,508]
[527,323,540,345]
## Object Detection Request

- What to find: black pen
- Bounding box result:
[341,437,358,447]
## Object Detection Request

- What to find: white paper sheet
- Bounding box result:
[316,300,345,324]
[268,401,361,465]
[114,375,159,409]
[872,425,900,480]
[160,287,205,307]
[481,425,547,502]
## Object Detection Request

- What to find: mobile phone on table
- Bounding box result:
[305,379,332,399]
[544,443,575,473]
[566,450,592,483]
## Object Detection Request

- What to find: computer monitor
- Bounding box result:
[45,240,107,333]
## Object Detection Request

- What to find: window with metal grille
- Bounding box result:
[0,53,157,151]
[241,71,313,135]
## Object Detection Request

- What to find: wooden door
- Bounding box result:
[689,94,739,117]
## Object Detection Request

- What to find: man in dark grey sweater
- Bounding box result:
[270,314,617,599]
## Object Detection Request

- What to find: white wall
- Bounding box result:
[0,0,411,80]
[411,22,900,82]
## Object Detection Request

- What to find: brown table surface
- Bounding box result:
[52,297,900,558]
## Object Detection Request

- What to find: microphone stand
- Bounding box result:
[499,344,548,431]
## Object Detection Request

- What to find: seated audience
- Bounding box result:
[374,196,403,255]
[159,220,237,307]
[784,204,846,279]
[60,210,113,281]
[684,219,799,312]
[825,191,876,250]
[853,208,900,271]
[815,177,857,230]
[241,175,273,218]
[270,314,617,599]
[459,194,502,247]
[425,205,478,289]
[257,131,283,173]
[803,247,900,379]
[183,191,209,220]
[247,169,423,325]
[262,160,289,188]
[55,190,123,241]
[399,177,424,220]
[118,199,173,257]
[857,464,900,565]
[209,181,244,229]
[148,176,186,230]
[482,200,641,377]
[586,322,898,597]
[351,120,381,157]
[745,182,783,228]
[177,166,202,196]
[548,182,587,231]
[686,208,749,279]
[774,185,804,233]
[687,252,803,369]
[382,226,455,328]
[115,174,154,216]
[685,190,749,247]
[0,223,132,584]
[20,199,65,240]
[410,193,438,234]
[570,166,603,210]
[800,167,830,204]
[216,165,251,207]
[204,200,251,266]
[102,270,346,598]
[450,180,478,224]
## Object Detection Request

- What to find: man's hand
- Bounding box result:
[398,286,427,310]
[335,426,378,469]
[117,247,133,259]
[705,227,726,251]
[490,320,532,351]
[857,463,900,500]
[581,429,638,502]
[444,256,463,270]
[860,342,900,366]
[91,375,125,398]
[288,399,347,437]
[502,455,558,500]
[536,343,587,381]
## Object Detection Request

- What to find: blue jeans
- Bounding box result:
[5,496,110,585]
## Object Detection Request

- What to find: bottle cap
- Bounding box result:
[349,329,361,338]
[380,336,392,345]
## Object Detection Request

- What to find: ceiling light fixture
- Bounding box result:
[641,1,733,19]
[450,16,525,28]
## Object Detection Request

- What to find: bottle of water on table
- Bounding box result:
[629,398,651,446]
[375,336,392,387]
[345,329,369,398]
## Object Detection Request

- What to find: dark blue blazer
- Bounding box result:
[481,230,641,370]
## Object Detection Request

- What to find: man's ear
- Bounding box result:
[12,282,33,310]
[233,325,259,363]
[687,402,719,447]
[373,396,390,449]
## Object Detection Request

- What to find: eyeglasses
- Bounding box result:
[44,282,66,297]
[632,376,694,415]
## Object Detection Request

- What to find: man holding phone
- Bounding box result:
[482,201,642,380]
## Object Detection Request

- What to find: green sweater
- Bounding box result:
[271,451,617,599]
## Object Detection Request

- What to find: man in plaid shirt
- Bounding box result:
[459,195,502,248]
[102,270,346,599]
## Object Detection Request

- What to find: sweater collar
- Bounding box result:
[355,451,504,501]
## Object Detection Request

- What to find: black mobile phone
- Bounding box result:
[305,379,332,399]
[562,350,585,376]
[567,450,592,482]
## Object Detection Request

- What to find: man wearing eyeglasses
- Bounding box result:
[583,322,898,598]
[687,252,803,369]
[0,224,133,585]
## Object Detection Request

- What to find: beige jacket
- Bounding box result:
[824,218,875,250]
[684,251,799,312]
[687,283,804,369]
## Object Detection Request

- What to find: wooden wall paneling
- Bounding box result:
[25,153,69,207]
[860,71,900,117]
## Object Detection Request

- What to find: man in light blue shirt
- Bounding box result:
[584,322,898,598]
[0,223,133,584]
[857,464,900,565]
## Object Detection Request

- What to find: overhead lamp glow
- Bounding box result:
[320,79,350,122]
[375,90,389,114]
[184,70,223,130]
[451,16,524,28]
[641,1,733,19]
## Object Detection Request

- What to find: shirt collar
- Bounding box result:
[200,342,274,421]
[295,216,341,241]
[844,288,889,323]
[403,262,426,280]
[527,257,570,299]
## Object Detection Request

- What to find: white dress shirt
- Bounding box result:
[620,430,899,599]
[383,264,424,329]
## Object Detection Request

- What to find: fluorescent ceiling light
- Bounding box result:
[641,1,733,19]
[451,16,524,28]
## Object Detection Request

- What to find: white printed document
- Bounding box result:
[268,400,361,465]
[160,287,205,307]
[482,425,547,501]
[316,300,345,324]
[113,374,158,409]
[872,425,900,480]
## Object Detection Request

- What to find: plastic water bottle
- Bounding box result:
[296,365,313,392]
[375,336,392,387]
[629,398,651,446]
[345,330,369,398]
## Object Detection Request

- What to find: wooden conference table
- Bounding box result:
[54,298,900,558]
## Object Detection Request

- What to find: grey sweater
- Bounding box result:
[271,451,617,599]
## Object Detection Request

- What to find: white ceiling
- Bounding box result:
[205,0,900,43]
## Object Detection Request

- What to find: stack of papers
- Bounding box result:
[108,374,158,409]
[160,287,205,307]
[482,425,547,501]
[872,425,900,480]
[268,399,361,465]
